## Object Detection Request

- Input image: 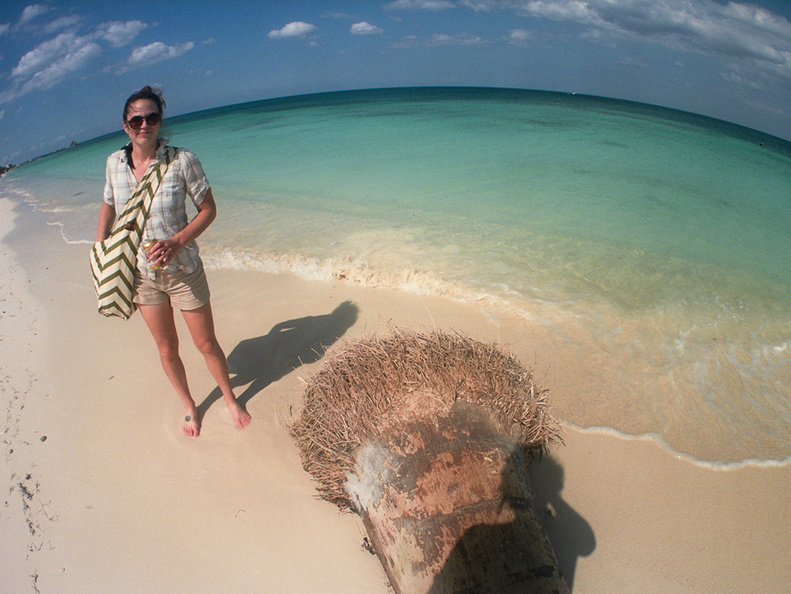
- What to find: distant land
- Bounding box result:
[1,140,80,175]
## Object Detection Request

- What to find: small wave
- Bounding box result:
[201,245,580,330]
[204,245,487,300]
[0,185,38,202]
[46,221,92,244]
[562,421,791,470]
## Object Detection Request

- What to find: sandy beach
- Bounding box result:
[1,194,789,593]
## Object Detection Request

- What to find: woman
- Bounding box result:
[96,86,251,437]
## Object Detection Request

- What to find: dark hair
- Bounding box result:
[123,86,166,122]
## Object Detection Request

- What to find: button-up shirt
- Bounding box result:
[103,140,210,278]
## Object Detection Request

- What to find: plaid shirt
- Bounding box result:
[103,140,210,278]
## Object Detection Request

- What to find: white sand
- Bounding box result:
[1,195,789,593]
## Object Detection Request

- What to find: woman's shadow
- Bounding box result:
[528,456,596,589]
[428,448,594,592]
[197,300,358,415]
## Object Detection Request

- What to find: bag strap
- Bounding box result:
[109,145,176,238]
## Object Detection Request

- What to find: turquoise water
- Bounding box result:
[3,87,790,465]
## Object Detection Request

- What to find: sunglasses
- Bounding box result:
[126,112,162,130]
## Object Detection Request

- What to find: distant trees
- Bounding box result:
[1,140,79,176]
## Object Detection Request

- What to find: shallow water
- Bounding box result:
[3,87,790,465]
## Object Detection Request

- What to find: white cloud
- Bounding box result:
[45,15,82,35]
[510,0,791,66]
[12,32,90,78]
[395,32,489,48]
[2,31,104,103]
[616,56,649,68]
[385,0,456,10]
[434,33,486,46]
[508,28,533,45]
[125,41,195,70]
[445,0,791,86]
[100,20,148,47]
[1,16,175,104]
[19,4,50,25]
[2,7,68,37]
[351,22,383,35]
[268,22,318,39]
[458,0,498,10]
[423,0,791,70]
[10,20,148,83]
[515,0,604,25]
[21,41,101,92]
[722,68,765,91]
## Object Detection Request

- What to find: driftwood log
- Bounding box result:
[292,329,568,593]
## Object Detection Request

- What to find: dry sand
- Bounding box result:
[1,195,789,593]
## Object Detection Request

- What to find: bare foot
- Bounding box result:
[228,401,251,429]
[183,407,200,437]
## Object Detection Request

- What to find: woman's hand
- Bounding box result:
[147,237,183,267]
[148,190,217,267]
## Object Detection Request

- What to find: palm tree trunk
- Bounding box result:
[346,399,569,594]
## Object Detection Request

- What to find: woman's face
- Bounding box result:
[123,98,161,147]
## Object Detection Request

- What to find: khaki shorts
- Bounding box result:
[133,264,210,311]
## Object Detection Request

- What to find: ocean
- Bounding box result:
[2,87,789,466]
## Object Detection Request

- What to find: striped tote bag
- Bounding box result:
[90,147,175,319]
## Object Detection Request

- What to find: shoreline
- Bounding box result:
[562,422,791,471]
[27,224,791,471]
[36,215,791,466]
[47,232,791,467]
[5,171,790,465]
[2,195,790,592]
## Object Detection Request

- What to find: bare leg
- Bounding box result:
[138,302,201,437]
[181,302,251,429]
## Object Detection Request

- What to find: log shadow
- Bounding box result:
[527,456,596,590]
[197,300,358,416]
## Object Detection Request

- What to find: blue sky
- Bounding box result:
[2,0,790,165]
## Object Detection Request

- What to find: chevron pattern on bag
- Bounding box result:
[90,147,175,320]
